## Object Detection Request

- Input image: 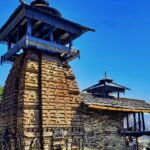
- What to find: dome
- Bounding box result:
[31,0,62,17]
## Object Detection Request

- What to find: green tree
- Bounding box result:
[0,86,3,95]
[0,86,3,102]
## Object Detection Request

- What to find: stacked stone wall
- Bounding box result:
[0,55,25,149]
[78,107,126,150]
[0,51,126,150]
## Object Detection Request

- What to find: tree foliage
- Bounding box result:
[0,86,3,95]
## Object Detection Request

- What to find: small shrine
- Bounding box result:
[83,73,130,98]
[82,74,150,149]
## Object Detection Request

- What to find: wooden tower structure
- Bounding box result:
[0,0,94,149]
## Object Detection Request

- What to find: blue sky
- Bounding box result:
[0,0,150,102]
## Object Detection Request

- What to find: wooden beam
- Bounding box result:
[26,9,82,35]
[138,113,141,131]
[127,114,129,129]
[2,36,26,61]
[0,10,25,40]
[88,104,150,113]
[122,130,150,137]
[68,33,73,48]
[2,35,79,62]
[26,35,71,52]
[117,91,120,99]
[42,27,57,41]
[141,113,145,131]
[7,39,11,51]
[33,23,48,38]
[49,30,53,42]
[27,19,32,36]
[133,113,137,131]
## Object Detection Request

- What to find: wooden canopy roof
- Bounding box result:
[0,3,94,63]
[81,93,150,113]
[0,3,94,45]
[83,73,130,98]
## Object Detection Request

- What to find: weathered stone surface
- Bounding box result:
[0,51,127,150]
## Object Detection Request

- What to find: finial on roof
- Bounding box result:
[99,72,113,83]
[104,72,108,79]
[31,0,49,6]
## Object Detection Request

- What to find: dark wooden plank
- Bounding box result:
[121,130,150,137]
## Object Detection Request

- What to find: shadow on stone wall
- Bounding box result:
[71,102,126,150]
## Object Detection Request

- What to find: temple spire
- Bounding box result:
[104,72,108,80]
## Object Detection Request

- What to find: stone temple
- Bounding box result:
[0,0,150,149]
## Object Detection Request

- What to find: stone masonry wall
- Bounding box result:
[0,50,126,150]
[78,106,126,150]
[0,54,25,149]
[0,50,81,150]
[22,52,80,150]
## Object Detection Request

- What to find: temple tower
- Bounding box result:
[0,0,94,149]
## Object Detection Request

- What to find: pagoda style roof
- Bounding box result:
[0,4,95,44]
[83,73,130,98]
[81,93,150,113]
[83,73,130,94]
[0,3,95,63]
[84,81,130,93]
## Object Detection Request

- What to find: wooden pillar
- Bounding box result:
[49,30,54,42]
[16,27,20,42]
[133,113,136,130]
[136,137,138,150]
[69,33,73,48]
[138,113,141,131]
[141,113,145,131]
[27,19,32,36]
[7,39,11,50]
[127,114,129,129]
[117,91,120,99]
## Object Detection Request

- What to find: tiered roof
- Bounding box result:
[83,73,130,98]
[82,74,150,113]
